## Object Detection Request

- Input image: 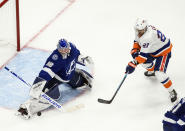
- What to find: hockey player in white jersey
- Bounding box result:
[125,18,177,103]
[16,38,94,119]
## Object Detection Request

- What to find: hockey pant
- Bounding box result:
[141,52,172,89]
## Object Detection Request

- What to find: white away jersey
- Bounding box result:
[134,25,172,63]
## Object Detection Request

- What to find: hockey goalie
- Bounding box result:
[16,38,94,119]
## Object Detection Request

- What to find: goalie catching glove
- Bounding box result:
[126,60,138,74]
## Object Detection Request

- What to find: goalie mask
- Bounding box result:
[57,39,71,59]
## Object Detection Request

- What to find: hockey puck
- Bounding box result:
[37,112,42,116]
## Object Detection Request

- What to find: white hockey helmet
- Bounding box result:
[134,18,148,30]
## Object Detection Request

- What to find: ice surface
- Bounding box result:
[0,0,185,131]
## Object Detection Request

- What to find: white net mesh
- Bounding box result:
[0,0,17,49]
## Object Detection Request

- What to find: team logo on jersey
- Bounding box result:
[52,54,58,60]
[66,60,76,75]
[46,61,54,67]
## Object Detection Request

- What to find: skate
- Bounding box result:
[169,89,178,103]
[144,71,155,77]
[16,107,31,119]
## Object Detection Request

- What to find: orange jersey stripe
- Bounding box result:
[151,43,172,57]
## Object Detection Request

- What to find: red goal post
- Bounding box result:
[0,0,20,51]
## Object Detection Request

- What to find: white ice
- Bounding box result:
[0,0,185,131]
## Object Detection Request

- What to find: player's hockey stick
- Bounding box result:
[4,66,83,113]
[98,73,128,104]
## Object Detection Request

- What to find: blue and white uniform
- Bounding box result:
[163,98,185,131]
[18,39,94,118]
[39,42,80,83]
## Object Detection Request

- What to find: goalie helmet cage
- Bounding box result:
[0,0,20,52]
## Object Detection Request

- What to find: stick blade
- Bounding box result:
[97,98,112,104]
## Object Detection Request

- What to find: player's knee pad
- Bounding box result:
[155,71,169,82]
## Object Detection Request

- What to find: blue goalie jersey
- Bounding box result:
[38,42,80,82]
[163,97,185,131]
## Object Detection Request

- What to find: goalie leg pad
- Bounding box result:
[18,97,50,117]
[29,77,47,99]
[74,55,94,88]
[68,71,89,89]
[79,69,93,88]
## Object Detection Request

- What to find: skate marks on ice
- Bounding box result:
[0,48,89,112]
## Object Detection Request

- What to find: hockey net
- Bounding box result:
[0,0,20,51]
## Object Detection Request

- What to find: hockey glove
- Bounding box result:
[78,55,94,66]
[131,48,140,59]
[126,60,138,74]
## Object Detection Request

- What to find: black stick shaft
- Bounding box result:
[98,73,128,104]
[109,73,128,102]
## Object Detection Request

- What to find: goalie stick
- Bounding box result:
[98,73,128,104]
[4,66,83,113]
